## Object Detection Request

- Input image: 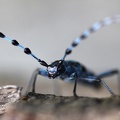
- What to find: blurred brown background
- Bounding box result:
[0,0,120,97]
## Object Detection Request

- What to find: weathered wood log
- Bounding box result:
[1,92,120,120]
[0,85,22,114]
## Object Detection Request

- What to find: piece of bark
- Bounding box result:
[0,85,22,114]
[1,92,120,120]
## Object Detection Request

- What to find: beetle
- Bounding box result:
[0,15,120,96]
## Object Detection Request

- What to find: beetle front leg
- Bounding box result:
[25,68,48,95]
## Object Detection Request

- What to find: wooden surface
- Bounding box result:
[1,92,120,120]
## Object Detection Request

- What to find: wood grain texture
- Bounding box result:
[1,92,120,120]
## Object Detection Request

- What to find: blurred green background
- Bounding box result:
[0,0,120,97]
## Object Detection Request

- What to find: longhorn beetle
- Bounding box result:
[0,15,120,96]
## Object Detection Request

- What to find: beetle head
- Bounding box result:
[47,60,65,78]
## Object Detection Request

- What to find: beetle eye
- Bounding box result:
[57,60,63,67]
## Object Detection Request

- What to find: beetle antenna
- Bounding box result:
[0,32,48,67]
[62,15,120,60]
